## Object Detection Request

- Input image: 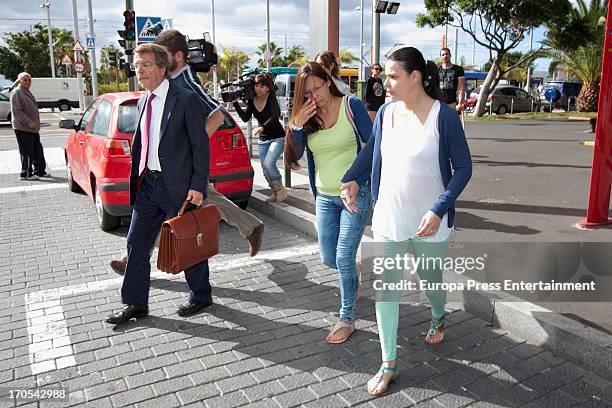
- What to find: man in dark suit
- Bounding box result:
[106,43,211,325]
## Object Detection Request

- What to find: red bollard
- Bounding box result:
[578,1,612,228]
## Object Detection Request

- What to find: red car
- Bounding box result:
[61,92,253,231]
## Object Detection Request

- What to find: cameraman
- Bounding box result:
[232,73,287,203]
[109,29,265,278]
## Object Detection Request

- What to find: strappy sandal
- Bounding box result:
[367,365,399,396]
[325,320,355,344]
[424,315,445,344]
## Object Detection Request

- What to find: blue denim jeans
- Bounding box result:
[258,137,284,185]
[316,184,372,321]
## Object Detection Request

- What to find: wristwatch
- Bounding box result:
[290,123,303,131]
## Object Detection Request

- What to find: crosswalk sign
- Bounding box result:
[162,18,173,31]
[136,16,162,43]
[86,35,95,50]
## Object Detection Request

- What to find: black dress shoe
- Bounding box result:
[177,296,213,317]
[105,305,148,325]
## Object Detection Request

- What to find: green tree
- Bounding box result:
[416,0,572,116]
[482,51,545,87]
[255,42,284,67]
[338,48,358,67]
[218,46,249,81]
[98,45,124,87]
[0,24,75,80]
[281,45,307,66]
[545,0,607,111]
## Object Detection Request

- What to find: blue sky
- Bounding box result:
[0,0,553,82]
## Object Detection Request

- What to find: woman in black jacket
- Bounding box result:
[233,73,287,202]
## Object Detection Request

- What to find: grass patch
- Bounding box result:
[464,111,597,121]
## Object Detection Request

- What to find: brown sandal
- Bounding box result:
[325,320,355,344]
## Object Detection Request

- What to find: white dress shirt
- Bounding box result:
[140,78,169,171]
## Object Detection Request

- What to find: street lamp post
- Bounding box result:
[70,0,85,111]
[211,0,218,99]
[372,1,400,65]
[86,0,98,99]
[266,0,271,72]
[355,2,365,99]
[40,1,55,78]
[526,27,533,92]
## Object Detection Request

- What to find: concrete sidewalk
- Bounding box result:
[247,159,612,382]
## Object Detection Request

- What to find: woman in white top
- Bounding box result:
[315,51,353,96]
[340,46,472,396]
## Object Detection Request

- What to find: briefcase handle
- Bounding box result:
[178,200,190,216]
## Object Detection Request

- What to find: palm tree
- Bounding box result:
[218,47,249,82]
[546,0,607,111]
[564,44,602,111]
[255,42,284,67]
[337,48,358,67]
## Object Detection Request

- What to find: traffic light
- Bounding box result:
[109,51,117,68]
[123,10,135,41]
[59,65,66,77]
[121,58,136,78]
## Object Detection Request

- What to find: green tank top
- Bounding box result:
[307,97,357,197]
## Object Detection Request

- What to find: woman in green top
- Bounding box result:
[285,62,373,344]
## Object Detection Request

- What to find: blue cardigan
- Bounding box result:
[341,101,472,228]
[291,96,373,197]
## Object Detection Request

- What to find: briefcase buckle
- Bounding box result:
[196,233,204,247]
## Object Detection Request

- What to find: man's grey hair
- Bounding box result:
[134,43,170,76]
[17,72,31,80]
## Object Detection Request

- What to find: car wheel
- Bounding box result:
[496,104,508,115]
[95,185,120,231]
[59,102,71,112]
[65,155,82,193]
[236,199,249,210]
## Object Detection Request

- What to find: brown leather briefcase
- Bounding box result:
[157,201,221,274]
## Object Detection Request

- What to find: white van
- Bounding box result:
[3,77,82,111]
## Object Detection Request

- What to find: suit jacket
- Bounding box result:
[129,80,209,209]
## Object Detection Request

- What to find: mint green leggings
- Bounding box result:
[374,235,449,361]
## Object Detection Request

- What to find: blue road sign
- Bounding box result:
[162,18,173,31]
[85,35,95,49]
[136,16,161,43]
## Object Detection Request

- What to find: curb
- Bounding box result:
[250,189,612,381]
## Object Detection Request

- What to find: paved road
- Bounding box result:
[1,111,611,407]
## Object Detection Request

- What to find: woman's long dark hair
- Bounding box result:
[284,61,344,169]
[388,46,440,100]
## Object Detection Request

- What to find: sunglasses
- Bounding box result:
[373,67,382,71]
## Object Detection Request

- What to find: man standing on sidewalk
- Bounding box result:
[109,29,264,276]
[10,72,51,181]
[438,48,466,112]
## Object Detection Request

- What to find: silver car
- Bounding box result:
[0,93,10,122]
[485,85,540,114]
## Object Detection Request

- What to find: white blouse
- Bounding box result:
[371,100,451,242]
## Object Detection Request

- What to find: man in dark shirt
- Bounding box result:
[438,48,465,111]
[365,63,385,116]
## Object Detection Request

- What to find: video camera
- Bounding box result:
[220,71,257,103]
[186,33,218,73]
